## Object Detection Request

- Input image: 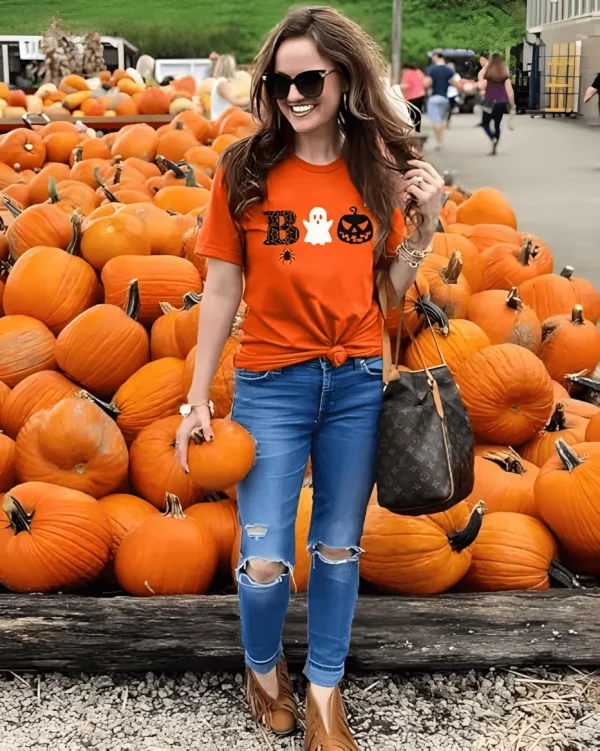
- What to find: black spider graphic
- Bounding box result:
[279,248,296,265]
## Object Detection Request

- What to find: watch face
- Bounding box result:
[180,404,192,417]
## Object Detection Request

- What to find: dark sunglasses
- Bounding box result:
[262,69,338,100]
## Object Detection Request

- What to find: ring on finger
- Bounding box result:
[415,176,424,184]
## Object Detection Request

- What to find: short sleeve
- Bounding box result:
[385,208,407,257]
[195,167,244,267]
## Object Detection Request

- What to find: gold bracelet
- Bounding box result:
[395,239,432,268]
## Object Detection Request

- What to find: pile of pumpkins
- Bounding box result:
[0,144,599,599]
[0,68,252,121]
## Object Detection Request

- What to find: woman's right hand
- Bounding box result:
[176,405,214,473]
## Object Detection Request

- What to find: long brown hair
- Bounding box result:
[484,53,509,84]
[221,5,420,263]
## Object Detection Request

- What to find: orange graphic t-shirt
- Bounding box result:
[196,154,406,371]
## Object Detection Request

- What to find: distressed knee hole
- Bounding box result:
[245,524,268,539]
[310,543,364,565]
[238,558,289,586]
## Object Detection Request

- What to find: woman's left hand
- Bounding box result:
[403,159,445,248]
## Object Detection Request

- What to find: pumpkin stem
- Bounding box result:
[23,143,34,153]
[159,301,177,315]
[505,287,523,311]
[447,501,486,552]
[163,493,186,519]
[155,155,186,178]
[72,144,83,164]
[549,559,581,589]
[414,297,450,336]
[482,447,527,475]
[545,404,567,433]
[48,177,60,204]
[560,266,575,281]
[0,215,5,233]
[517,239,533,266]
[571,305,585,325]
[174,121,186,131]
[65,211,83,256]
[75,389,121,417]
[183,291,202,309]
[440,251,462,284]
[185,167,198,188]
[113,161,123,186]
[0,258,13,277]
[2,194,23,219]
[94,167,119,203]
[2,494,35,535]
[564,369,600,392]
[555,438,584,472]
[124,279,141,321]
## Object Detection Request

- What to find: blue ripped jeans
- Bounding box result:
[231,356,383,688]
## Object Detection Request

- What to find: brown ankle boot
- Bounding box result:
[245,658,298,736]
[304,685,359,750]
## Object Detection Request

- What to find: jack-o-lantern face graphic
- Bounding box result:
[337,206,374,244]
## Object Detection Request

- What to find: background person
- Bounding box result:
[176,6,443,749]
[400,61,426,132]
[476,55,489,127]
[584,72,600,114]
[424,50,458,149]
[210,54,250,120]
[445,62,459,128]
[480,52,515,155]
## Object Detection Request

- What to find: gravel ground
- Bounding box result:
[1,666,598,751]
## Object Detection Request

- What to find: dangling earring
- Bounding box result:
[343,92,349,111]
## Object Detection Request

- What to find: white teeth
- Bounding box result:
[290,104,315,116]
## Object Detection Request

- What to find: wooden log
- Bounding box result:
[0,591,598,673]
[0,115,175,134]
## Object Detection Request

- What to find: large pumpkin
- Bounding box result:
[535,440,600,575]
[560,266,600,324]
[458,512,559,592]
[2,240,98,336]
[537,305,600,384]
[15,396,129,497]
[0,128,46,170]
[129,415,204,510]
[518,274,577,323]
[0,315,57,388]
[0,370,78,440]
[151,292,201,360]
[455,187,517,229]
[465,448,539,517]
[184,337,241,419]
[455,343,554,445]
[430,233,484,292]
[6,203,74,260]
[360,501,485,595]
[0,481,113,592]
[27,163,72,205]
[56,280,150,400]
[111,123,159,161]
[95,357,187,444]
[480,238,548,291]
[420,251,472,318]
[404,319,490,375]
[102,255,202,327]
[187,419,256,492]
[80,212,151,271]
[519,403,588,468]
[466,287,541,352]
[119,203,196,257]
[114,493,218,596]
[186,496,239,574]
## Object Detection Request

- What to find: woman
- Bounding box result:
[210,53,250,120]
[177,7,443,749]
[479,52,515,155]
[400,62,426,132]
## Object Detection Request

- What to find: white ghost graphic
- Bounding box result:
[303,207,333,245]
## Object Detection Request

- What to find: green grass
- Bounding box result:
[0,0,526,64]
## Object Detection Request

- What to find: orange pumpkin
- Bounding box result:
[119,203,196,256]
[151,293,201,360]
[184,144,219,176]
[480,238,549,291]
[455,343,554,445]
[2,183,30,211]
[59,75,89,94]
[70,157,113,189]
[102,255,202,327]
[156,122,199,162]
[560,266,600,325]
[6,203,74,260]
[0,315,56,388]
[26,163,72,204]
[175,112,213,144]
[81,212,151,271]
[111,123,159,162]
[0,128,46,170]
[537,305,600,384]
[455,187,517,229]
[404,319,490,375]
[464,448,539,517]
[211,134,239,155]
[0,163,23,191]
[420,251,472,318]
[463,223,520,253]
[48,178,102,216]
[137,88,171,115]
[431,233,484,292]
[518,274,577,323]
[154,182,210,215]
[360,501,485,594]
[187,418,256,491]
[43,131,84,164]
[15,396,129,497]
[185,496,239,575]
[129,415,204,510]
[69,138,112,164]
[0,481,113,592]
[0,431,17,493]
[458,512,559,592]
[56,279,150,400]
[519,403,589,467]
[466,287,542,352]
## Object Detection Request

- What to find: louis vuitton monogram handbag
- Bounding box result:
[376,274,475,515]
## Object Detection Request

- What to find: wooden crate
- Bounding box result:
[0,115,174,134]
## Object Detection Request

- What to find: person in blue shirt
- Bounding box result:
[424,51,459,149]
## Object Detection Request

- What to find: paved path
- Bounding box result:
[425,113,600,288]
